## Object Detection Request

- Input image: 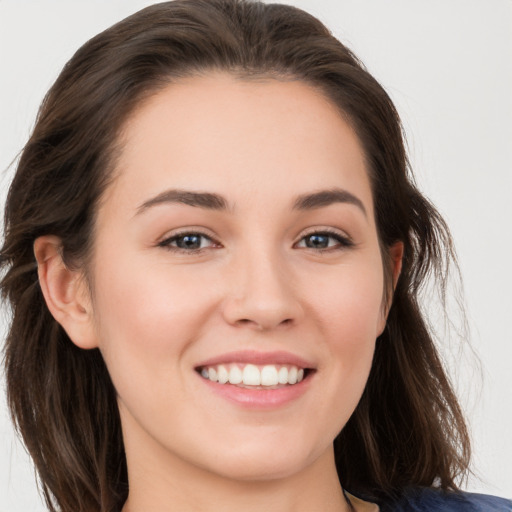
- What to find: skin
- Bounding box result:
[35,73,401,512]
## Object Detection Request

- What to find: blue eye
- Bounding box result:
[297,231,353,250]
[159,232,215,251]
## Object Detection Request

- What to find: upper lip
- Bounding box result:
[195,350,316,369]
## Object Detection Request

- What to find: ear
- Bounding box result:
[389,240,404,290]
[377,241,404,335]
[34,235,98,349]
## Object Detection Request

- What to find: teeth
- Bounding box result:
[217,364,229,384]
[288,366,298,385]
[261,365,278,386]
[208,367,217,382]
[228,365,242,384]
[200,363,307,387]
[242,364,261,385]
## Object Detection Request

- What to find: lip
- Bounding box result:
[194,350,316,410]
[195,350,315,369]
[198,372,313,409]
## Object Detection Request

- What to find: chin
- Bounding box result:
[205,453,312,482]
[194,433,330,483]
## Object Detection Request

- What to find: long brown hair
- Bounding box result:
[1,1,470,511]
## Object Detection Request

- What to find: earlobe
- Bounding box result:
[34,235,98,350]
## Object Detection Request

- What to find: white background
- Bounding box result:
[0,1,511,510]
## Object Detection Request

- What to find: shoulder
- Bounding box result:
[379,487,512,512]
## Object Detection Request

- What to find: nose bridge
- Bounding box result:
[222,239,302,330]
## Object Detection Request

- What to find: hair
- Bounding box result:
[1,1,471,511]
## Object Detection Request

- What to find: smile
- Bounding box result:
[194,351,316,408]
[198,363,306,387]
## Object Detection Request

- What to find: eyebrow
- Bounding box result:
[137,189,229,214]
[136,187,366,217]
[293,188,367,217]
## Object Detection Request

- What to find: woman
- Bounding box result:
[1,1,510,511]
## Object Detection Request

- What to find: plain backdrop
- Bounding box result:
[0,1,511,510]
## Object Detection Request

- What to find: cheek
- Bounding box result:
[89,258,223,436]
[314,259,385,343]
[89,251,219,389]
[308,258,383,398]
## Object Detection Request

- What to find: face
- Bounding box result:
[83,73,394,482]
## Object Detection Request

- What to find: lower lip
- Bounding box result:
[198,374,313,409]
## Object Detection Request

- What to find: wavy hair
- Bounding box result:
[1,1,470,511]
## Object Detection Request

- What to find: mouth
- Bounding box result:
[194,351,316,408]
[196,363,314,389]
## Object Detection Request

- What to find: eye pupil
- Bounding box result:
[306,234,329,248]
[177,234,202,249]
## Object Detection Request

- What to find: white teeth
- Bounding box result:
[217,364,229,384]
[208,367,217,382]
[242,364,261,385]
[200,363,307,387]
[261,365,279,386]
[288,366,298,385]
[278,366,289,384]
[228,365,242,384]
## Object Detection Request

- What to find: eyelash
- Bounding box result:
[158,229,354,254]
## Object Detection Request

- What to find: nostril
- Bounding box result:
[234,317,294,330]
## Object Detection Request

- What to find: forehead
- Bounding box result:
[103,72,373,216]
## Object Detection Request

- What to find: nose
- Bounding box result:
[221,249,303,331]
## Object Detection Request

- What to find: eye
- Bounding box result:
[295,230,353,250]
[158,232,218,252]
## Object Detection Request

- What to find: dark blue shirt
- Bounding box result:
[378,487,512,511]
